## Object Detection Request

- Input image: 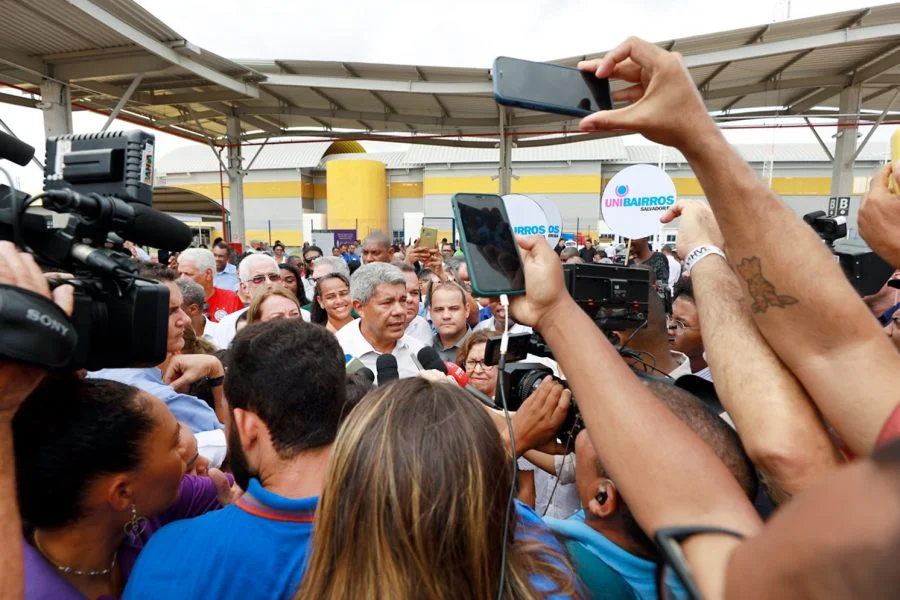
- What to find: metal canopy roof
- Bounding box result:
[0,1,899,148]
[152,185,229,217]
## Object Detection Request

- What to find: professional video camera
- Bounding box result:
[803,210,894,296]
[0,130,192,370]
[486,262,652,447]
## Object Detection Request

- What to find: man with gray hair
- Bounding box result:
[177,248,243,323]
[311,256,350,281]
[335,262,426,382]
[176,278,218,347]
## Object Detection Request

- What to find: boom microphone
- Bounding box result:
[375,353,399,386]
[0,131,35,166]
[45,190,192,251]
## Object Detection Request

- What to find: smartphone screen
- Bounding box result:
[452,193,525,296]
[493,56,613,117]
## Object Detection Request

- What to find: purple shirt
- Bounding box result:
[24,475,223,600]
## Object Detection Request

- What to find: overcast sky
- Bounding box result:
[0,0,894,191]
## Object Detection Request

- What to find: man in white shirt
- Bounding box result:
[662,245,682,293]
[213,254,309,349]
[176,278,218,348]
[336,262,425,383]
[394,260,433,346]
[474,296,534,335]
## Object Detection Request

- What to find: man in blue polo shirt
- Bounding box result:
[124,319,350,600]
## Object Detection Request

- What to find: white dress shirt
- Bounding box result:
[405,315,434,346]
[336,318,426,384]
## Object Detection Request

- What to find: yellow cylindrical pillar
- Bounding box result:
[326,160,387,234]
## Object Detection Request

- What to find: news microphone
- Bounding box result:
[375,353,400,386]
[45,190,193,251]
[356,367,376,386]
[443,360,499,409]
[0,131,35,166]
[416,346,448,374]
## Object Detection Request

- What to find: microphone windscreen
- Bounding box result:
[416,346,447,374]
[0,131,35,166]
[375,353,399,385]
[356,367,375,385]
[128,204,193,251]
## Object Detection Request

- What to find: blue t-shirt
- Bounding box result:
[515,500,581,599]
[123,479,316,600]
[89,368,222,433]
[545,510,686,600]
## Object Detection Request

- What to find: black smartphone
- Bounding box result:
[451,193,525,297]
[484,332,531,367]
[493,56,613,118]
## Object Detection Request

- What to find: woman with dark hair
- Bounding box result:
[278,262,308,306]
[298,378,582,599]
[310,272,353,333]
[14,375,232,599]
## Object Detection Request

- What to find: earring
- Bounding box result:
[123,503,147,538]
[595,484,609,506]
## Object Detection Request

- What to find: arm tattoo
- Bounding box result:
[736,257,799,314]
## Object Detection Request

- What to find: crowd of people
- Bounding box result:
[2,36,900,600]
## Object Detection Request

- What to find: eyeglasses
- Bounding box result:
[666,318,696,334]
[654,526,745,600]
[465,358,492,372]
[247,273,281,285]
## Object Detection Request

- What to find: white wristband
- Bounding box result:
[683,245,727,275]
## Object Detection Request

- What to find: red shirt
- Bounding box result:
[206,287,244,322]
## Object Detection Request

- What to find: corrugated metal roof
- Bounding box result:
[5,1,897,149]
[157,142,335,174]
[403,138,629,164]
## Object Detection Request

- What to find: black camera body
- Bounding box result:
[501,362,583,449]
[0,130,180,370]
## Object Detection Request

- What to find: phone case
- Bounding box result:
[451,193,526,297]
[492,57,611,118]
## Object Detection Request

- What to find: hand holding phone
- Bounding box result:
[419,226,439,250]
[452,193,525,297]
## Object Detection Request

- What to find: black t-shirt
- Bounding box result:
[579,247,598,262]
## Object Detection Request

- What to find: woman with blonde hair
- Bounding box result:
[298,378,582,599]
[246,286,301,324]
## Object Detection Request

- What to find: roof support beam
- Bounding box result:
[847,87,900,164]
[101,73,144,131]
[682,22,900,69]
[263,73,492,95]
[803,118,834,162]
[851,46,900,84]
[0,91,36,109]
[64,0,259,98]
[233,104,562,128]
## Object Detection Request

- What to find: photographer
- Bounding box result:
[0,241,74,598]
[90,263,225,433]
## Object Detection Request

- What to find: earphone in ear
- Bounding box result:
[595,484,609,506]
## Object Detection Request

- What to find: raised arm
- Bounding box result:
[671,201,843,501]
[579,37,900,456]
[0,242,74,600]
[510,235,761,599]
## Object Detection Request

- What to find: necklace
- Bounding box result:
[33,534,117,577]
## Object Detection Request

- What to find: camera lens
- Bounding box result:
[515,370,551,402]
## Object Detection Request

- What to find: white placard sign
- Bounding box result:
[502,194,561,246]
[601,164,676,239]
[529,194,563,247]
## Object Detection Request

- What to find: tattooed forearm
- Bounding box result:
[736,256,799,314]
